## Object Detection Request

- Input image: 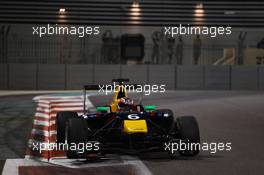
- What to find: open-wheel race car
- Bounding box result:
[56,79,200,159]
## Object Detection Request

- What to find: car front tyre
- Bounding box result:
[66,118,88,159]
[176,116,200,156]
[56,111,78,143]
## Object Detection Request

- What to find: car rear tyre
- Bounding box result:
[56,111,78,143]
[176,116,200,156]
[66,118,88,159]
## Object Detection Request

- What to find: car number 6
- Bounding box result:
[128,114,140,120]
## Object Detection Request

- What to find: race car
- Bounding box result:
[56,79,200,159]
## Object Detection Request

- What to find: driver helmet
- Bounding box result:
[118,97,134,109]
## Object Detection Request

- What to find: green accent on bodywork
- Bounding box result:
[144,105,157,110]
[96,106,109,112]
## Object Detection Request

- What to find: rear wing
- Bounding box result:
[83,79,130,90]
[112,78,129,85]
[83,79,131,113]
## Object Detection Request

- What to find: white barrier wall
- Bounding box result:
[38,64,66,90]
[205,66,230,90]
[149,65,175,90]
[66,64,93,89]
[0,64,8,89]
[177,66,204,89]
[121,65,148,85]
[260,66,264,90]
[94,65,121,84]
[1,64,264,91]
[9,64,37,90]
[231,66,259,90]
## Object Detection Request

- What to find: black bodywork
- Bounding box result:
[56,79,200,159]
[82,108,175,154]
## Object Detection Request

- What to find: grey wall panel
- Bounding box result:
[9,64,37,90]
[205,66,230,90]
[177,66,204,89]
[66,64,93,90]
[259,66,264,90]
[121,65,148,85]
[231,66,258,90]
[0,64,8,89]
[38,64,65,90]
[1,64,262,90]
[94,65,120,85]
[149,65,175,90]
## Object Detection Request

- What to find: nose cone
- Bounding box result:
[123,120,148,134]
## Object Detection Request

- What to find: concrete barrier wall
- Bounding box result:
[38,64,66,90]
[231,66,258,90]
[205,66,230,90]
[0,64,8,89]
[177,66,204,89]
[94,65,121,84]
[121,65,148,85]
[9,64,37,90]
[260,66,264,90]
[0,64,264,90]
[66,64,93,89]
[149,65,175,90]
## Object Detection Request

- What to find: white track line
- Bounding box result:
[49,155,152,175]
[2,159,51,175]
[2,156,152,175]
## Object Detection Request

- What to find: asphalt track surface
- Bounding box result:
[1,91,264,175]
[0,95,35,174]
